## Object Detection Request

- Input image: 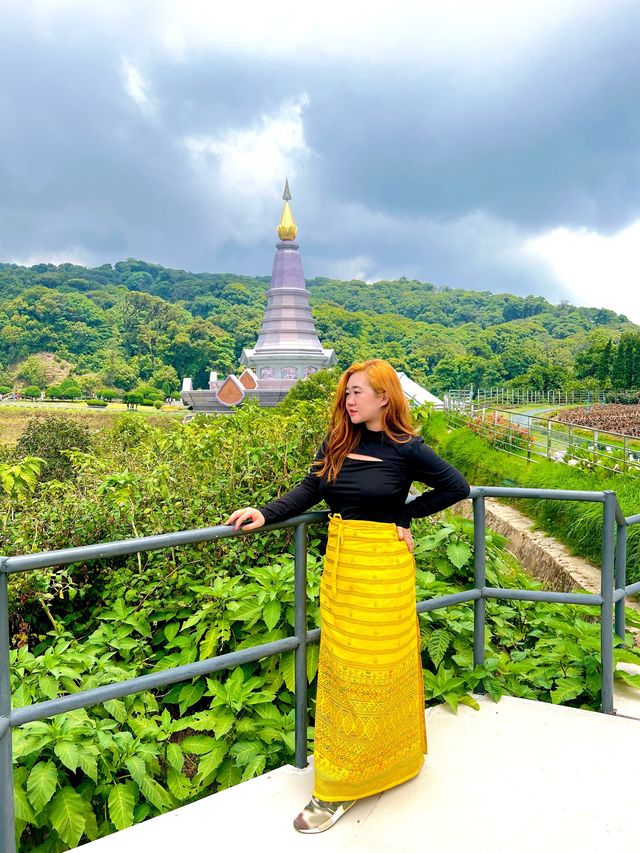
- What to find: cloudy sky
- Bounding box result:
[1,0,640,322]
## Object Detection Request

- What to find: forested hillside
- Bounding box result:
[1,259,639,396]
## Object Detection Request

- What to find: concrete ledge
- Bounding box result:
[78,695,640,853]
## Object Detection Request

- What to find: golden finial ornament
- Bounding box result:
[277,178,297,241]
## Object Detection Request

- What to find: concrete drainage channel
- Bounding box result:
[450,497,640,643]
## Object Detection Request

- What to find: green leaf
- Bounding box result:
[306,643,320,683]
[108,783,136,831]
[27,761,58,812]
[457,694,481,711]
[50,787,86,848]
[166,743,184,772]
[83,799,100,841]
[614,669,640,689]
[77,750,98,783]
[253,703,281,724]
[216,759,241,790]
[178,681,205,714]
[38,674,59,700]
[180,735,220,755]
[229,740,262,767]
[263,599,281,631]
[199,625,221,660]
[13,781,35,823]
[446,542,472,569]
[104,698,128,723]
[281,650,296,692]
[164,622,180,642]
[241,755,267,782]
[427,629,451,669]
[228,600,263,624]
[54,740,79,772]
[194,742,228,785]
[550,677,584,704]
[125,759,172,811]
[167,768,193,801]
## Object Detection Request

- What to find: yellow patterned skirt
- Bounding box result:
[312,513,428,802]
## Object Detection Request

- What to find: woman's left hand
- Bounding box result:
[397,526,414,554]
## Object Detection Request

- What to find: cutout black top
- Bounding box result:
[257,425,470,528]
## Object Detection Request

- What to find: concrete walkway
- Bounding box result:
[79,690,640,853]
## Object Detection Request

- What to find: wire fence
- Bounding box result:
[444,399,640,477]
[447,388,640,407]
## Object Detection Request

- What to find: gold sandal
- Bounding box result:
[293,796,356,833]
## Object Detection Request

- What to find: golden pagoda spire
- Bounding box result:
[277,178,297,241]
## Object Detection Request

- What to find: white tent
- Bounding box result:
[396,371,444,409]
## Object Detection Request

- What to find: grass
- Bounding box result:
[421,410,640,585]
[0,401,188,446]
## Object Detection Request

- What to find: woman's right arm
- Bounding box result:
[224,441,326,531]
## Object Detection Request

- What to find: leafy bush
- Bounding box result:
[86,400,107,408]
[0,384,12,395]
[22,386,41,400]
[276,367,340,413]
[4,402,640,850]
[153,401,163,409]
[44,386,62,399]
[15,416,91,482]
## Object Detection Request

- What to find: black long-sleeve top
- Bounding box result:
[257,425,470,528]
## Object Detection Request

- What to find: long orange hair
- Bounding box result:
[314,359,417,482]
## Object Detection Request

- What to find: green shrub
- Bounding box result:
[0,384,12,395]
[86,399,108,408]
[22,386,41,400]
[153,400,163,409]
[15,415,91,481]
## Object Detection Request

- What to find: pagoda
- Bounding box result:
[181,182,336,411]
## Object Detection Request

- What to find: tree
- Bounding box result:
[16,355,48,387]
[22,385,42,400]
[611,341,627,388]
[596,339,612,384]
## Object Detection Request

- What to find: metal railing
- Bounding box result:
[1,486,639,853]
[444,401,640,476]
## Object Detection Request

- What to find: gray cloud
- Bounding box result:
[1,2,639,316]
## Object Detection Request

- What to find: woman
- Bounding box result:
[225,359,470,834]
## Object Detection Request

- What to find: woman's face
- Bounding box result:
[345,370,388,428]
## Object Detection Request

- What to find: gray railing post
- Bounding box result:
[293,523,308,768]
[0,566,16,853]
[472,496,486,693]
[600,492,616,713]
[614,522,627,643]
